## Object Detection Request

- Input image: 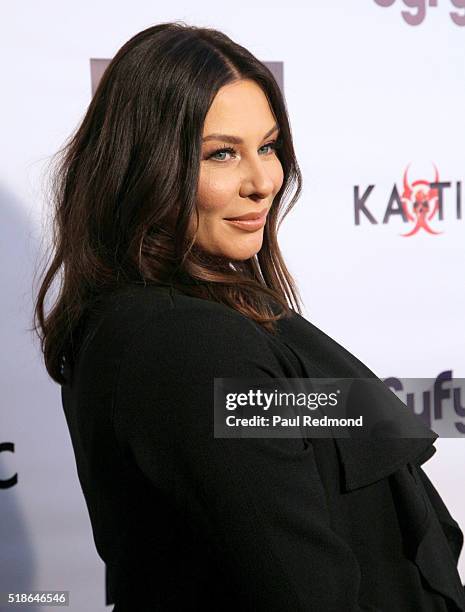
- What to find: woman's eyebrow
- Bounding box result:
[202,123,279,144]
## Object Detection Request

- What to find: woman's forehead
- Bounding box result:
[203,80,276,138]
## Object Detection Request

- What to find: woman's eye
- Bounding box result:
[260,144,276,155]
[206,139,281,162]
[257,138,282,155]
[210,148,235,161]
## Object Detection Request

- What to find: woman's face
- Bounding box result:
[191,78,284,261]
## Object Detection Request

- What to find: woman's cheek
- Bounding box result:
[198,176,235,213]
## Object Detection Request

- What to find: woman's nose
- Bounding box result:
[240,157,276,198]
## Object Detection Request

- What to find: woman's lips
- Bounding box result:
[224,215,267,231]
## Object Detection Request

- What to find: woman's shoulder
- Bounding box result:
[89,283,299,387]
[90,282,284,359]
[101,281,272,331]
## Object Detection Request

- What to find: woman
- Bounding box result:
[33,22,465,611]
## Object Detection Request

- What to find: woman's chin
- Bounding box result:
[195,233,263,261]
[222,242,263,261]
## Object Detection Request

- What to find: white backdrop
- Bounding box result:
[2,1,464,610]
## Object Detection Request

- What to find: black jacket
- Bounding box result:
[60,281,465,611]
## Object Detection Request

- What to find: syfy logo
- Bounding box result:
[374,0,465,26]
[385,371,465,433]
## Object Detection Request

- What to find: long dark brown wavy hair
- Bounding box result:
[32,21,304,385]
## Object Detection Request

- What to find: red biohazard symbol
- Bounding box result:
[400,163,442,236]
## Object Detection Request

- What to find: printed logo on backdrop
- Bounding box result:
[374,0,465,26]
[383,370,465,435]
[354,163,462,235]
[0,442,17,489]
[89,59,284,97]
